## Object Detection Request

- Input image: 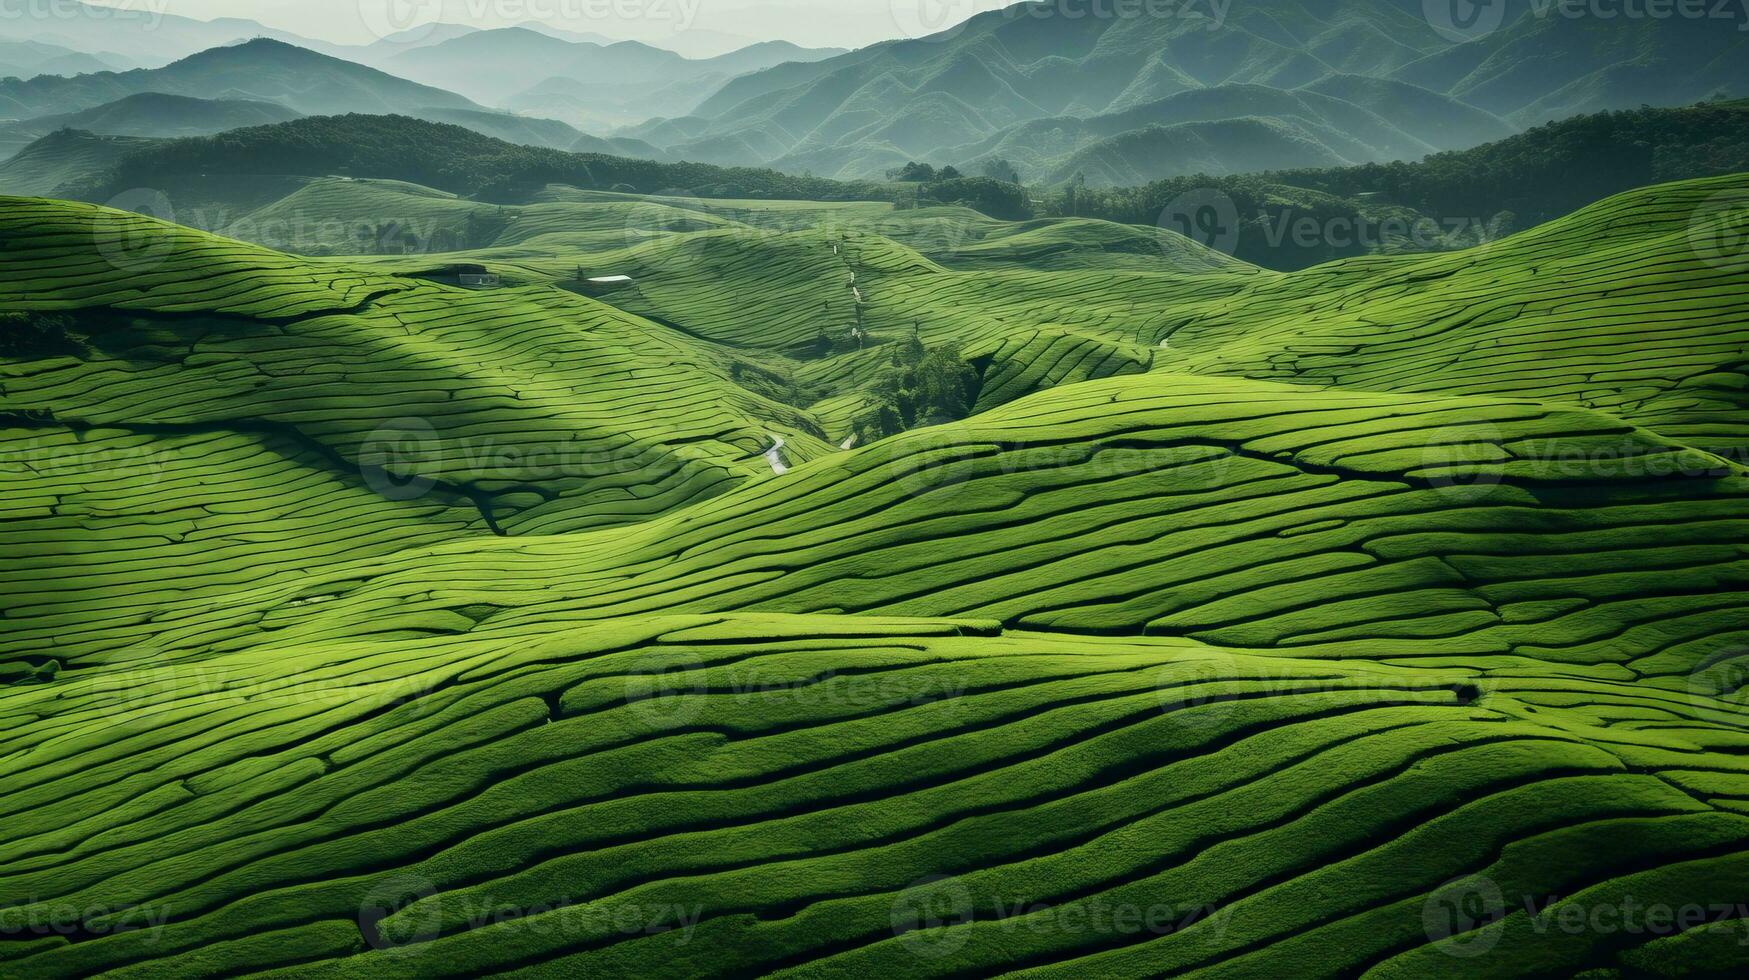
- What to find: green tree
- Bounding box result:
[981,158,1020,184]
[888,161,937,183]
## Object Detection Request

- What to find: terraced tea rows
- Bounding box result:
[0,424,481,681]
[74,372,1739,674]
[206,174,1749,463]
[2,614,1746,978]
[4,175,1748,978]
[0,197,839,668]
[1165,175,1749,459]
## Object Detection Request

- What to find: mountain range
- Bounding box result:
[617,0,1749,181]
[0,92,299,159]
[0,38,481,121]
[0,38,134,80]
[1,0,1744,189]
[380,27,845,128]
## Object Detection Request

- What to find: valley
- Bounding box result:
[2,1,1747,977]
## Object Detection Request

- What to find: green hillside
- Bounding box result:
[404,106,586,152]
[46,114,893,212]
[905,80,1516,187]
[0,93,301,159]
[15,101,1746,275]
[0,38,481,121]
[2,157,1748,980]
[1058,100,1749,268]
[4,612,1748,977]
[0,129,156,197]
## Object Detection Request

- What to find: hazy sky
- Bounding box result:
[85,0,1015,49]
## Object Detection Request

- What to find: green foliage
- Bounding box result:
[981,158,1021,184]
[1066,103,1749,268]
[918,176,1033,221]
[860,337,980,438]
[0,311,87,358]
[91,114,897,206]
[886,161,937,182]
[725,357,830,409]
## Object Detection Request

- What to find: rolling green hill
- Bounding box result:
[2,156,1747,980]
[0,93,301,160]
[13,100,1745,278]
[0,128,155,197]
[10,114,895,217]
[1057,100,1749,268]
[401,106,587,152]
[0,38,481,122]
[4,611,1748,977]
[2,173,1745,660]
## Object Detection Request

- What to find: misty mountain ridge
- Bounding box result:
[622,0,1747,181]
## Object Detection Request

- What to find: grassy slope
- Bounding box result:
[1161,173,1749,458]
[0,196,832,670]
[2,613,1746,978]
[0,130,157,198]
[2,174,1748,976]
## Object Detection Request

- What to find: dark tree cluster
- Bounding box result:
[0,312,89,359]
[856,333,982,440]
[1047,102,1749,269]
[88,114,897,206]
